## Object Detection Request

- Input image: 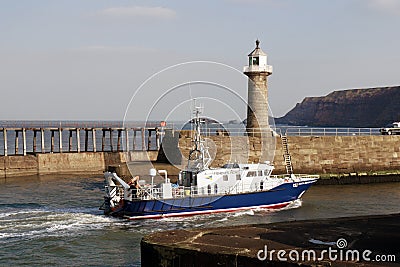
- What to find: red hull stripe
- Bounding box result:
[126,201,292,220]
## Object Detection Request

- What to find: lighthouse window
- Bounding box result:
[236,174,241,180]
[223,175,229,181]
[252,57,259,65]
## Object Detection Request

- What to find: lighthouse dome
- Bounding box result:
[244,40,272,74]
[248,40,267,57]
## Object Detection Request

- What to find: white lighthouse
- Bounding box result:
[244,40,273,136]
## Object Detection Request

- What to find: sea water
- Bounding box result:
[0,175,399,266]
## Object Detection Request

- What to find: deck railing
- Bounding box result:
[135,174,318,201]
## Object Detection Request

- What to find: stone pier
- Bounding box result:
[141,213,400,266]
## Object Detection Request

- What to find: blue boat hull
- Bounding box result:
[107,180,317,220]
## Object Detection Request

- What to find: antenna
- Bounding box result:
[187,101,212,170]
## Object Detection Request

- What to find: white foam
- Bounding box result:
[0,209,115,243]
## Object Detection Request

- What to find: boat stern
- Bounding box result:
[100,172,127,216]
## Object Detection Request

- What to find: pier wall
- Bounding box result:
[178,135,400,174]
[0,151,158,178]
[1,133,400,178]
[283,135,400,174]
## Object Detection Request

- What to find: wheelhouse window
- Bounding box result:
[246,171,257,177]
[222,163,240,168]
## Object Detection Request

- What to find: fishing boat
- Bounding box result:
[101,106,319,220]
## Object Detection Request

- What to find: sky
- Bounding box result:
[0,0,399,122]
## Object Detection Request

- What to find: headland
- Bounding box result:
[276,85,400,127]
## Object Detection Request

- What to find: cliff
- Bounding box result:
[276,86,400,127]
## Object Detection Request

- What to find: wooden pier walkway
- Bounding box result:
[0,127,163,156]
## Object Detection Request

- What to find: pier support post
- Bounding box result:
[141,128,145,151]
[77,129,81,153]
[156,128,160,150]
[59,128,63,153]
[109,129,113,152]
[41,128,45,153]
[117,129,121,152]
[3,129,7,156]
[133,130,137,150]
[69,130,73,152]
[15,130,19,154]
[33,130,37,153]
[92,129,96,152]
[125,129,130,152]
[147,129,152,151]
[102,130,105,152]
[125,128,130,161]
[51,130,54,153]
[85,129,89,152]
[22,128,26,156]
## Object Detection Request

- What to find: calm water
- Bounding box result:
[0,175,399,266]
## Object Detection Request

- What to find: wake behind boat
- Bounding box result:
[100,105,319,220]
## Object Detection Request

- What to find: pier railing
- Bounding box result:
[185,127,381,137]
[282,127,380,136]
[0,127,165,156]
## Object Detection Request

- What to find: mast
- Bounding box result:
[187,102,212,171]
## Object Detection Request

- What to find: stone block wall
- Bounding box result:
[0,151,159,178]
[178,135,400,174]
[287,136,400,174]
[1,135,399,178]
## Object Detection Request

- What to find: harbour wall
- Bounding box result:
[281,135,400,174]
[0,151,158,178]
[1,134,400,179]
[177,134,400,175]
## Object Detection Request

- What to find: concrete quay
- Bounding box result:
[141,213,400,266]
